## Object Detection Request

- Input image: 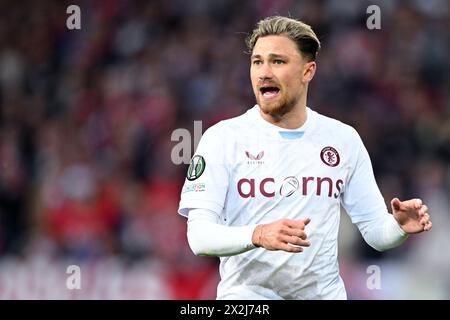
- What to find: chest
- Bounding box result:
[229,137,350,201]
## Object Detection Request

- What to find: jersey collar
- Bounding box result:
[250,104,316,140]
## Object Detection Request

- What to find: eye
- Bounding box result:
[274,59,285,65]
[252,60,262,65]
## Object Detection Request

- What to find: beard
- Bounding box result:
[256,91,298,120]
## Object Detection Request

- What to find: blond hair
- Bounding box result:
[246,16,321,62]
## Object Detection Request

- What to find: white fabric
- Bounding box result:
[356,211,408,251]
[186,207,407,257]
[179,105,408,300]
[187,208,256,256]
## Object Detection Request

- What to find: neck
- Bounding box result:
[259,94,307,129]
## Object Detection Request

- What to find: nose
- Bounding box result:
[258,63,274,81]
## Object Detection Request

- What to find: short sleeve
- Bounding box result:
[341,130,388,224]
[178,123,230,218]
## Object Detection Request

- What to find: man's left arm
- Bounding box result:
[341,129,432,251]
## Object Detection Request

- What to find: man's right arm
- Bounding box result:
[187,208,257,256]
[187,208,311,257]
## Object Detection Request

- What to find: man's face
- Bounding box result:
[250,35,310,117]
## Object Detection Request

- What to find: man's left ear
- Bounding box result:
[303,61,316,83]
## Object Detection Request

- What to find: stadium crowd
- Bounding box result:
[0,0,448,299]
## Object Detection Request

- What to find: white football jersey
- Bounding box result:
[178,105,388,300]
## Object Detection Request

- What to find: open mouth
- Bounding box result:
[260,86,280,99]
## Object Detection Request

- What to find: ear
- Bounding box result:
[302,61,316,83]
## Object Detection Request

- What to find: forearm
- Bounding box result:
[358,214,409,251]
[187,208,257,257]
[356,213,409,252]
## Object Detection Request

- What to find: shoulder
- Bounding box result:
[201,107,253,140]
[219,107,255,130]
[312,109,362,143]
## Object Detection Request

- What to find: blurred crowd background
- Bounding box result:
[0,0,448,299]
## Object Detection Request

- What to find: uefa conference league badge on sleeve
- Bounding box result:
[186,155,206,181]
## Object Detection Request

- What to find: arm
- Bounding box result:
[354,211,409,252]
[355,198,432,252]
[342,129,431,251]
[187,208,257,256]
[187,208,312,257]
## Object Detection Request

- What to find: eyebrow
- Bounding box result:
[251,53,289,60]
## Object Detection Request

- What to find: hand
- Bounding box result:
[252,218,311,253]
[391,198,432,234]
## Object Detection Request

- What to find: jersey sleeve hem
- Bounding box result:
[178,199,223,218]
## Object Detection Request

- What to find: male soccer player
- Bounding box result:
[178,16,432,300]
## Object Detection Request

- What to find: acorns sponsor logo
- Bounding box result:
[279,176,299,197]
